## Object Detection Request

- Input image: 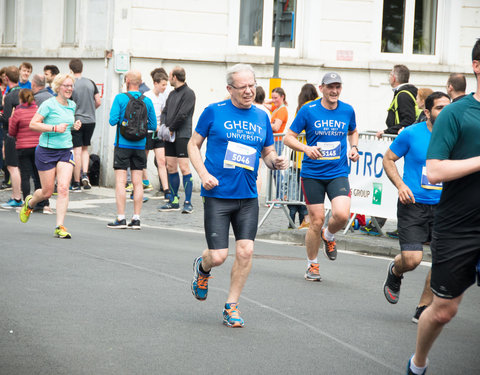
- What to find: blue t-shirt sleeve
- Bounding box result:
[195,106,214,138]
[264,112,274,147]
[348,107,357,131]
[144,97,157,131]
[289,107,307,134]
[389,127,410,158]
[109,95,121,126]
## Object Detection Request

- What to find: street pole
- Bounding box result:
[270,0,283,95]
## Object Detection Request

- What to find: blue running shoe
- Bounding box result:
[1,198,23,209]
[191,256,210,301]
[406,355,427,374]
[182,202,193,214]
[223,303,244,328]
[130,192,149,202]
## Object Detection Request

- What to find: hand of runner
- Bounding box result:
[273,155,288,170]
[398,184,415,204]
[73,120,82,131]
[201,173,219,190]
[305,146,322,160]
[348,147,360,162]
[56,123,69,133]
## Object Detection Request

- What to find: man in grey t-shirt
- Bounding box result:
[69,58,101,190]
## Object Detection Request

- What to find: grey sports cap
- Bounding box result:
[321,72,342,85]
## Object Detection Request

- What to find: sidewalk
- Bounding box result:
[0,186,430,261]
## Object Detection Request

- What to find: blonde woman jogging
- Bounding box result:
[19,73,81,238]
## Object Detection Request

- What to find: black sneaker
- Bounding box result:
[107,218,127,229]
[383,261,403,304]
[412,305,428,324]
[70,182,82,192]
[81,174,92,189]
[128,219,141,230]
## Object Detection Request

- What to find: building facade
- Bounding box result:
[1,0,479,187]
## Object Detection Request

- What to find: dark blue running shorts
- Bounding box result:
[35,146,75,171]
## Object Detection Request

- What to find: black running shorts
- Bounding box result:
[146,132,164,150]
[113,147,147,170]
[301,176,350,205]
[203,197,259,250]
[430,232,480,299]
[397,201,437,251]
[72,123,95,148]
[165,138,189,158]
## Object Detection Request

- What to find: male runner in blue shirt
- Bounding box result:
[284,72,359,281]
[188,64,287,328]
[382,92,450,324]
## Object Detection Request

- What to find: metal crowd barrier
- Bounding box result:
[258,132,306,229]
[258,131,399,232]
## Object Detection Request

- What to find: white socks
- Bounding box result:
[117,214,125,221]
[308,258,318,266]
[410,355,428,374]
[324,227,335,241]
[132,214,140,221]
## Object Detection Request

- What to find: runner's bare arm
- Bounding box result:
[427,157,480,184]
[262,145,288,170]
[383,149,415,204]
[283,129,322,160]
[29,113,67,133]
[347,129,360,161]
[187,131,219,190]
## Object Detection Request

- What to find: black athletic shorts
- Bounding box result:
[430,231,480,299]
[4,135,19,167]
[113,147,147,170]
[203,197,259,250]
[301,176,350,205]
[72,123,95,148]
[145,132,164,150]
[397,201,437,251]
[165,138,189,158]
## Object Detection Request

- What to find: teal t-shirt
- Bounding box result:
[427,93,480,234]
[37,97,76,149]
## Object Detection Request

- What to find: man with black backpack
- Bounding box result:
[107,70,157,230]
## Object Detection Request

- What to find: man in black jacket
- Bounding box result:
[158,66,196,213]
[377,64,418,138]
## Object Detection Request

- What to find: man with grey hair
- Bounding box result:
[188,63,287,327]
[31,74,53,107]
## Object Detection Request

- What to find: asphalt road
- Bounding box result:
[0,210,479,375]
